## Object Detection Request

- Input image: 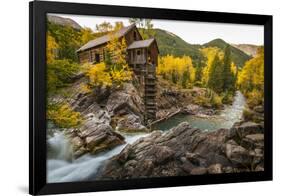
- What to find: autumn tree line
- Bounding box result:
[47,21,134,127]
[157,42,264,110]
[46,19,264,127]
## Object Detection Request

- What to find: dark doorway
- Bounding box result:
[95,53,100,63]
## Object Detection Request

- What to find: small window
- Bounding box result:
[137,50,141,55]
[95,53,100,63]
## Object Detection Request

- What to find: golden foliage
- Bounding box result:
[114,22,124,31]
[46,33,58,64]
[107,34,127,68]
[110,69,132,86]
[238,47,264,92]
[85,62,132,88]
[247,89,263,107]
[238,47,264,107]
[231,62,238,75]
[47,103,82,128]
[157,55,195,87]
[80,63,94,73]
[80,83,92,94]
[80,27,95,45]
[86,62,112,87]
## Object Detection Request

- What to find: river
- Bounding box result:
[154,91,247,131]
[47,91,246,183]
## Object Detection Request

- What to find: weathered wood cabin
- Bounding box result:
[76,24,159,122]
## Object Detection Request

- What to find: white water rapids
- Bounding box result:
[47,91,246,183]
[47,131,148,183]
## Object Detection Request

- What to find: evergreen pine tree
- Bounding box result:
[181,70,189,88]
[171,70,177,84]
[195,61,204,82]
[208,54,224,93]
[223,45,235,92]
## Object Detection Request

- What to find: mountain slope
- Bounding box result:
[47,15,82,30]
[153,29,204,64]
[47,15,252,68]
[203,39,251,67]
[231,44,260,57]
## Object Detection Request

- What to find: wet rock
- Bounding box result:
[222,166,234,173]
[116,114,147,132]
[185,152,201,166]
[255,165,264,171]
[190,167,207,175]
[182,104,201,114]
[98,120,264,179]
[228,121,263,144]
[71,136,83,151]
[253,105,264,113]
[181,160,196,173]
[116,144,133,164]
[67,117,125,157]
[240,134,264,150]
[106,84,144,118]
[207,163,223,174]
[150,146,175,164]
[225,140,252,166]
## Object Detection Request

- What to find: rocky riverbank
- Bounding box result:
[98,121,264,179]
[48,76,259,162]
[51,81,149,158]
[50,76,216,158]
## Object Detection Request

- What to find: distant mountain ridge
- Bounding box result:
[47,15,82,30]
[153,28,204,64]
[153,33,251,67]
[231,44,260,57]
[47,15,254,67]
[203,39,251,67]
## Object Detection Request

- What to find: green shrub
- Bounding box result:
[193,95,211,108]
[210,92,223,109]
[47,59,80,93]
[246,89,263,108]
[243,108,255,122]
[193,89,222,109]
[221,91,234,104]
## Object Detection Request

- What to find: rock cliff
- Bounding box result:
[98,121,264,179]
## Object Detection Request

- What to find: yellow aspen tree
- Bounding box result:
[46,33,58,64]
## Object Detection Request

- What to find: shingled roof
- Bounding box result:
[127,38,154,49]
[77,24,136,52]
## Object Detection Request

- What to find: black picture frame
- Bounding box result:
[29,1,273,195]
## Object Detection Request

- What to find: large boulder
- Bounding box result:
[116,114,148,132]
[106,83,144,117]
[66,109,125,157]
[98,120,264,179]
[224,121,264,169]
[50,81,148,158]
[225,140,252,166]
[227,121,263,144]
[240,134,264,150]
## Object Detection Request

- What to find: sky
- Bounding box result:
[50,13,264,45]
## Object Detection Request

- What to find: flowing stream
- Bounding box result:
[47,91,246,183]
[154,91,247,131]
[47,131,148,183]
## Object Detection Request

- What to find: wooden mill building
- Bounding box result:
[76,24,159,122]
